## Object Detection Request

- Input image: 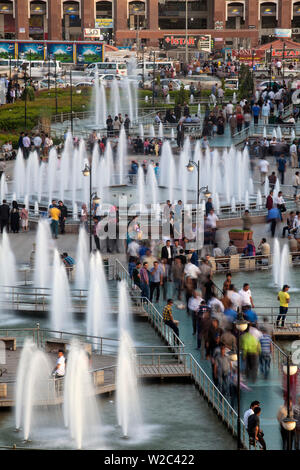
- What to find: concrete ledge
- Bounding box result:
[217,215,266,229]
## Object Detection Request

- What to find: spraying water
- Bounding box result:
[50,249,72,331]
[116,330,142,438]
[63,341,100,449]
[74,227,90,289]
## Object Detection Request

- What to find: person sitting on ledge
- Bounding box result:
[162,299,179,337]
[224,241,238,256]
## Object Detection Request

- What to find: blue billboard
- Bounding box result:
[47,42,75,63]
[17,42,45,60]
[0,42,15,59]
[76,43,104,64]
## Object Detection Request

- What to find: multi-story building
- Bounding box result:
[1,1,300,48]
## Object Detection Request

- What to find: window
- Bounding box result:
[260,2,277,28]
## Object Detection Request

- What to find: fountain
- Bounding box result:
[118,280,133,336]
[256,190,262,210]
[116,330,142,439]
[146,164,158,206]
[0,230,17,289]
[139,123,144,139]
[149,124,155,138]
[74,227,89,289]
[137,166,145,212]
[63,341,100,449]
[117,127,127,185]
[86,251,113,339]
[273,239,291,288]
[34,220,51,289]
[73,202,79,221]
[13,150,25,198]
[50,249,72,331]
[158,122,164,139]
[231,196,236,213]
[0,173,7,202]
[15,340,53,441]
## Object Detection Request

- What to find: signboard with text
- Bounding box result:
[274,28,292,38]
[272,49,300,58]
[232,49,265,63]
[84,28,101,38]
[163,35,212,52]
[17,42,44,60]
[0,41,15,59]
[95,18,114,29]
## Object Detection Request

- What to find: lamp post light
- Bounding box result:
[185,0,188,64]
[282,41,286,83]
[234,317,249,450]
[152,50,156,106]
[282,355,297,450]
[70,69,73,134]
[82,163,100,253]
[269,44,273,89]
[186,159,211,206]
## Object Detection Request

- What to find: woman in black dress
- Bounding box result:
[10,201,20,233]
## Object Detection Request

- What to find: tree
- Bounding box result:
[238,64,254,101]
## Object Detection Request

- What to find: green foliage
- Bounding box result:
[175,85,190,105]
[238,64,254,101]
[21,86,35,101]
[229,229,252,233]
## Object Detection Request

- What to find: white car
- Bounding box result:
[257,80,282,92]
[38,78,66,89]
[74,81,94,87]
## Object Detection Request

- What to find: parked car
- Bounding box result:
[225,78,239,90]
[257,80,282,91]
[182,75,222,90]
[38,78,67,89]
[74,81,94,87]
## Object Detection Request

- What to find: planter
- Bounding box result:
[229,231,251,241]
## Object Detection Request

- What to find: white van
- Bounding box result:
[136,61,176,78]
[21,60,62,78]
[0,59,23,76]
[86,62,127,76]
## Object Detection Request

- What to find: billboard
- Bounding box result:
[0,41,15,59]
[17,42,44,60]
[274,29,292,38]
[47,42,75,63]
[163,35,212,52]
[76,43,104,64]
[95,18,113,28]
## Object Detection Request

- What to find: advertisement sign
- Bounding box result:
[0,41,15,58]
[17,42,44,60]
[0,2,13,14]
[84,28,101,38]
[76,43,104,64]
[272,48,300,58]
[95,18,114,29]
[274,28,292,38]
[163,35,212,52]
[228,5,243,16]
[232,49,265,63]
[261,5,276,15]
[47,43,75,63]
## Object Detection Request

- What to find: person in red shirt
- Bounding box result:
[236,112,244,133]
[266,190,273,211]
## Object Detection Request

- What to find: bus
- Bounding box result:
[85,62,127,76]
[135,61,176,78]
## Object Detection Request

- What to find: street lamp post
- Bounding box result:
[282,354,297,450]
[24,71,28,129]
[234,318,248,450]
[9,53,11,81]
[82,163,100,253]
[185,0,188,65]
[282,41,286,83]
[269,44,273,89]
[54,56,58,114]
[152,50,156,106]
[186,159,211,205]
[70,69,73,134]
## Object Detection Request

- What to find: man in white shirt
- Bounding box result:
[238,283,254,310]
[207,209,219,229]
[261,102,270,125]
[188,291,203,334]
[290,142,298,169]
[226,101,234,120]
[53,350,66,378]
[244,401,260,430]
[227,286,242,311]
[184,261,200,285]
[258,157,269,184]
[293,172,300,198]
[127,240,140,259]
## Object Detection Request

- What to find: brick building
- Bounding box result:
[1,0,300,48]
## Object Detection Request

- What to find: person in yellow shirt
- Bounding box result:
[49,200,61,239]
[276,285,290,328]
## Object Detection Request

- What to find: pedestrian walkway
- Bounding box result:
[152,286,287,450]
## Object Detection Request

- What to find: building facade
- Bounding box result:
[1,0,300,48]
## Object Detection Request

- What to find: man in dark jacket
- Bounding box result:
[58,200,68,234]
[0,199,10,233]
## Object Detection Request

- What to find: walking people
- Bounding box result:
[49,201,61,239]
[0,199,10,233]
[10,201,20,233]
[58,200,68,234]
[276,284,290,328]
[247,407,267,450]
